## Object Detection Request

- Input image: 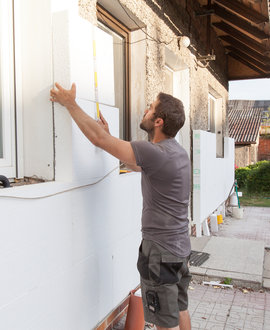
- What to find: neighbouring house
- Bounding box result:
[228,100,270,166]
[228,101,263,167]
[0,0,269,329]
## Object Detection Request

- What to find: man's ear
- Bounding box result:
[154,118,164,127]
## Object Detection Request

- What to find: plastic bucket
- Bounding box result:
[217,214,223,224]
[125,289,145,330]
[232,207,244,219]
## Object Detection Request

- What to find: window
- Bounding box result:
[97,5,130,141]
[0,0,16,178]
[164,65,173,95]
[208,94,216,133]
[208,92,224,157]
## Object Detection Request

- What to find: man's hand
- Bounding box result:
[50,82,77,108]
[97,111,110,135]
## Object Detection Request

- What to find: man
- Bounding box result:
[50,83,192,330]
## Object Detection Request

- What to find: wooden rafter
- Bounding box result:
[214,0,268,24]
[226,46,270,72]
[210,3,269,40]
[213,21,269,55]
[220,35,270,64]
[228,52,265,75]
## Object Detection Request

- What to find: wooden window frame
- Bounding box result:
[97,4,131,141]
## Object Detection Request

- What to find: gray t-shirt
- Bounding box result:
[131,138,191,258]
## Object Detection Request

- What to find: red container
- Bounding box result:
[125,289,145,330]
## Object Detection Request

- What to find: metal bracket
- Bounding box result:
[195,9,214,17]
[197,54,216,61]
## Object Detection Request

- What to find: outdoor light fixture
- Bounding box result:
[177,36,190,50]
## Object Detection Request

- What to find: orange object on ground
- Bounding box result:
[217,214,223,224]
[125,289,145,330]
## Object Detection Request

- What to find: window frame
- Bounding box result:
[97,4,131,141]
[0,0,16,178]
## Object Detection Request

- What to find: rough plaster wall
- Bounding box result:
[79,0,229,138]
[120,0,228,136]
[78,0,97,24]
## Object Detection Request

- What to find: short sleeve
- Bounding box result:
[130,140,166,173]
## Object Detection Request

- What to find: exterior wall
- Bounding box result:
[112,0,229,141]
[193,131,235,236]
[0,174,142,330]
[0,0,231,329]
[258,136,270,161]
[235,143,259,168]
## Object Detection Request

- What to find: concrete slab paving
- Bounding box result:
[190,236,265,288]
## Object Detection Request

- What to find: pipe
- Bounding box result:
[0,175,11,188]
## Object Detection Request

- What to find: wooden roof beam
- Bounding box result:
[226,46,270,72]
[220,35,270,64]
[213,21,270,55]
[214,0,268,24]
[228,53,266,79]
[210,3,269,40]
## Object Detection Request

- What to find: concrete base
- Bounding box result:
[232,206,244,219]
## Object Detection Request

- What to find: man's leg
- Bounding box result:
[179,310,191,330]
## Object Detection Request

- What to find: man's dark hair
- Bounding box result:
[153,92,185,138]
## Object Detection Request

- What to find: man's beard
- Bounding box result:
[140,119,155,139]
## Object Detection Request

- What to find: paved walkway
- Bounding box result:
[114,207,270,330]
[188,282,270,330]
[215,207,270,246]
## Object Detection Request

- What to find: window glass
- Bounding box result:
[208,94,216,133]
[98,22,126,140]
[164,65,173,95]
[0,0,16,177]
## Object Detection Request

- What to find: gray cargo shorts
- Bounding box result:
[137,239,191,328]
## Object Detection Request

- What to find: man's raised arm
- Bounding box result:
[50,83,138,167]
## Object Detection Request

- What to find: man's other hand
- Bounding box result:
[50,83,77,108]
[97,111,110,135]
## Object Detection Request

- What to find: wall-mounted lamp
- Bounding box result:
[177,36,191,49]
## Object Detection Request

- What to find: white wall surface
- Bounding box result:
[0,173,142,330]
[193,130,235,236]
[0,1,143,329]
[15,0,54,180]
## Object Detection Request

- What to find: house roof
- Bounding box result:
[172,0,270,80]
[228,101,263,144]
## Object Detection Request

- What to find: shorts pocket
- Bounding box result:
[160,255,183,284]
[137,243,150,280]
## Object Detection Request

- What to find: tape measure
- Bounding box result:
[92,28,100,119]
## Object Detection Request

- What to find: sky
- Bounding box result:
[229,78,270,100]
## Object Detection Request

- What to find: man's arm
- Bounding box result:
[50,83,137,166]
[124,163,142,172]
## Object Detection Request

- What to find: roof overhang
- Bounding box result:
[196,0,270,80]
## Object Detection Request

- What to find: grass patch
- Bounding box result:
[239,191,270,207]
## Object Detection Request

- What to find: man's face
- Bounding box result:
[140,99,159,133]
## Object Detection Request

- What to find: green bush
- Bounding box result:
[235,167,250,189]
[247,160,268,170]
[235,161,270,193]
[246,161,270,194]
